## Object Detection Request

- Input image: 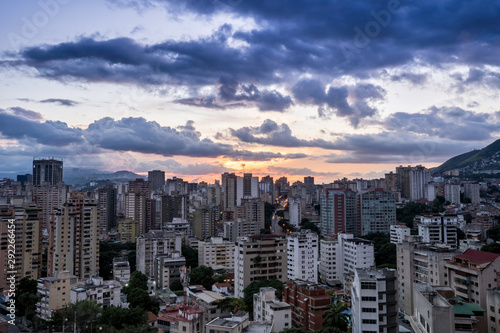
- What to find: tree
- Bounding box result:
[300,221,320,235]
[243,280,283,319]
[376,243,397,268]
[170,280,184,292]
[487,225,500,242]
[15,277,39,322]
[322,296,349,332]
[190,265,215,289]
[126,288,159,313]
[58,300,102,333]
[217,297,247,313]
[124,270,148,292]
[182,244,199,268]
[98,306,148,331]
[482,243,500,254]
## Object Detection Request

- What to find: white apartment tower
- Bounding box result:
[286,231,318,283]
[319,234,375,287]
[351,268,398,333]
[417,214,458,245]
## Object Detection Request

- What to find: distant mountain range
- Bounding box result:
[433,139,500,174]
[63,168,145,185]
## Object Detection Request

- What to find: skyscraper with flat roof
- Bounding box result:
[33,158,63,186]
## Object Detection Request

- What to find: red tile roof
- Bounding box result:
[454,249,500,265]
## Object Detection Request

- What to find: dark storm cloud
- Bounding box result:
[292,79,385,126]
[383,106,499,141]
[0,113,304,161]
[40,98,79,106]
[218,77,293,112]
[0,109,82,146]
[230,119,485,163]
[8,0,500,91]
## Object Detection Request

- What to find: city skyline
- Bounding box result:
[1,0,500,183]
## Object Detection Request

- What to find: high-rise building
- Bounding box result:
[318,234,375,287]
[48,193,99,279]
[357,188,396,235]
[463,182,480,204]
[129,178,151,198]
[288,198,302,227]
[0,202,42,290]
[260,175,274,203]
[397,235,462,315]
[240,198,265,230]
[136,230,182,279]
[161,194,188,224]
[444,183,461,204]
[395,165,430,200]
[234,235,287,298]
[351,268,397,333]
[148,170,165,193]
[222,172,237,211]
[320,188,356,235]
[98,185,117,235]
[417,214,458,245]
[124,191,147,234]
[192,206,216,240]
[286,231,318,283]
[34,184,70,229]
[33,158,63,186]
[198,237,235,271]
[154,251,186,290]
[236,173,258,206]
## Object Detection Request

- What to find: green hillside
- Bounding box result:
[434,139,500,174]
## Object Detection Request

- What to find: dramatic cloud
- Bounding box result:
[382,106,500,141]
[0,113,306,162]
[292,79,385,126]
[230,119,484,163]
[0,109,83,146]
[40,98,79,107]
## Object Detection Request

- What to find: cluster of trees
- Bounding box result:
[99,241,136,280]
[48,300,155,333]
[363,232,396,269]
[122,271,159,313]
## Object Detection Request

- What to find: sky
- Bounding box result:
[1,0,500,183]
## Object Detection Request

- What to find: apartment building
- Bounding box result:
[286,230,318,283]
[198,237,235,271]
[136,230,182,279]
[253,287,291,332]
[234,235,287,298]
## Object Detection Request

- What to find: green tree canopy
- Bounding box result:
[126,288,159,313]
[190,265,215,289]
[15,277,39,321]
[481,242,500,254]
[217,297,247,313]
[182,244,199,268]
[243,280,284,319]
[98,306,148,331]
[322,296,349,332]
